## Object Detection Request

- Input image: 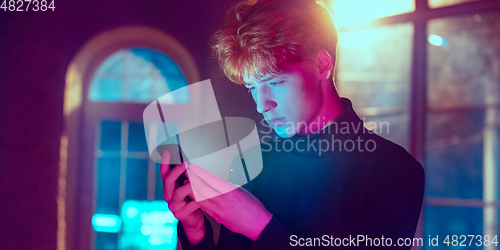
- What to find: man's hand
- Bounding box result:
[160,151,205,245]
[186,163,273,241]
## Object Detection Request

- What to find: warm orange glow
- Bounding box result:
[57,135,68,250]
[330,0,415,25]
[429,0,479,9]
[64,64,82,116]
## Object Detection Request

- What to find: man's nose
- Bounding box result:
[255,87,277,114]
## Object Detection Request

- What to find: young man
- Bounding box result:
[160,0,425,249]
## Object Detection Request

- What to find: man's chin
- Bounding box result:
[274,126,297,138]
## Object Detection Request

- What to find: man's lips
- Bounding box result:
[266,117,285,128]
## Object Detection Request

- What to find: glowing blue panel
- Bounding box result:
[92,214,122,233]
[119,200,178,250]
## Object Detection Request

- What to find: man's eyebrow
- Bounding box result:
[260,75,280,83]
[260,77,274,82]
[243,75,281,86]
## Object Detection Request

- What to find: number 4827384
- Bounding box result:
[1,0,55,11]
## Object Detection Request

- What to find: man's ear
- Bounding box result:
[315,49,334,80]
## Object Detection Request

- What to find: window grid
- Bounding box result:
[93,120,163,249]
[118,121,128,209]
[332,0,500,248]
[88,46,192,249]
[94,120,159,210]
[123,51,129,102]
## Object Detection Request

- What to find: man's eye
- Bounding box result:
[269,81,284,86]
[247,87,255,93]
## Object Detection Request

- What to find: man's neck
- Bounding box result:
[299,88,344,135]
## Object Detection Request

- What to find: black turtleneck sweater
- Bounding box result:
[177,98,425,249]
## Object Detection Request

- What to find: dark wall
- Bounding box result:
[0,1,261,249]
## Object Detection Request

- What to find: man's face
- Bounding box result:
[243,62,323,138]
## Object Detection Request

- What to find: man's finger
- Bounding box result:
[176,201,201,219]
[163,163,188,202]
[160,150,171,179]
[171,183,194,202]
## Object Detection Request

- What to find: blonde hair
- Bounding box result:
[210,0,340,85]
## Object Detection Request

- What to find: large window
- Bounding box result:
[425,10,500,248]
[89,48,189,250]
[330,0,500,249]
[63,26,200,250]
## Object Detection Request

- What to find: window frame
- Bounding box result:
[62,25,200,250]
[333,0,500,247]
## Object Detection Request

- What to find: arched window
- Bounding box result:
[89,48,189,103]
[89,48,188,250]
[63,26,200,250]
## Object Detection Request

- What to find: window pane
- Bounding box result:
[337,23,413,109]
[89,78,123,101]
[328,0,415,25]
[125,158,149,200]
[426,110,484,199]
[428,11,500,108]
[95,50,124,76]
[128,76,153,102]
[96,157,121,214]
[155,163,164,200]
[164,78,190,103]
[424,206,483,249]
[127,122,148,152]
[154,76,170,100]
[89,48,190,103]
[152,50,185,80]
[129,48,154,74]
[99,120,122,151]
[429,0,481,9]
[337,23,412,151]
[95,232,118,250]
[427,11,500,202]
